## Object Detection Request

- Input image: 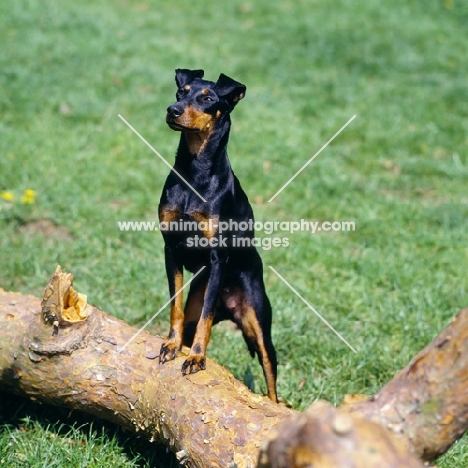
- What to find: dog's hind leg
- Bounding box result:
[182,277,207,348]
[238,299,278,402]
[222,275,278,402]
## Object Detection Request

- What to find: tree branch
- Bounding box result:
[346,307,468,463]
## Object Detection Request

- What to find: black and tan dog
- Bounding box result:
[158,68,277,401]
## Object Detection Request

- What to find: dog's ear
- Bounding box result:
[175,69,204,88]
[215,74,246,108]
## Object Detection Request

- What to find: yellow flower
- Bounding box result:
[21,189,36,204]
[1,191,14,202]
[444,0,454,9]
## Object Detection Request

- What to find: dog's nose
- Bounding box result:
[167,104,184,119]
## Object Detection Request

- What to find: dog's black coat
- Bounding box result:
[158,69,277,401]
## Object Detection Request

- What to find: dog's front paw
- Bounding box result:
[181,354,206,375]
[159,340,179,364]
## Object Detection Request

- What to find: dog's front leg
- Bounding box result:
[159,246,184,364]
[181,251,226,374]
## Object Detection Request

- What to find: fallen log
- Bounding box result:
[0,267,292,468]
[0,266,466,467]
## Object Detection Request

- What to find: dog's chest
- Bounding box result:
[159,207,219,240]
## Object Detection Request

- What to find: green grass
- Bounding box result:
[0,419,139,467]
[1,0,467,466]
[0,394,174,468]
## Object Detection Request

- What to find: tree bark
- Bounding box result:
[0,267,292,468]
[0,267,467,467]
[258,308,468,467]
[345,307,468,463]
[257,401,425,468]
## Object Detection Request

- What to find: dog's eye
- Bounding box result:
[203,96,215,103]
[177,88,189,99]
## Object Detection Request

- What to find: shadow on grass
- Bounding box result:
[0,392,178,468]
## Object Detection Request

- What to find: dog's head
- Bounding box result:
[166,69,246,133]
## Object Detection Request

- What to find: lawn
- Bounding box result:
[1,0,467,466]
